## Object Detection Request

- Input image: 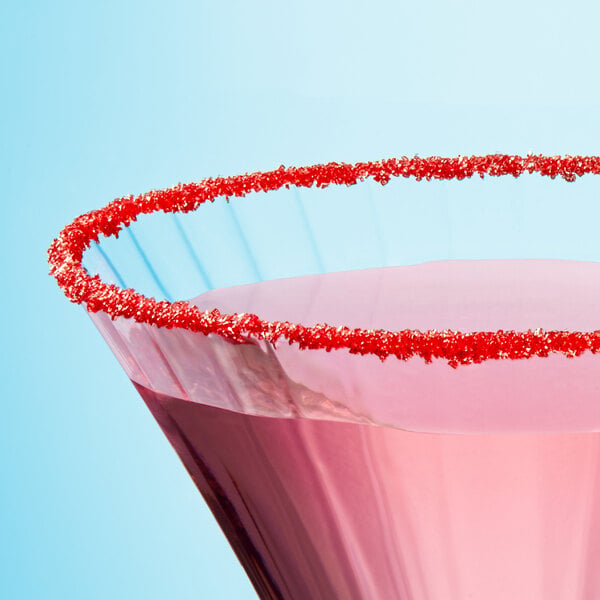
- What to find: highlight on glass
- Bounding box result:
[49,155,600,599]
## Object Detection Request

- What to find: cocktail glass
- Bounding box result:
[49,155,600,599]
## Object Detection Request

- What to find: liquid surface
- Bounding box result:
[186,260,600,434]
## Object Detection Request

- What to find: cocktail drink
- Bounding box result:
[49,156,600,599]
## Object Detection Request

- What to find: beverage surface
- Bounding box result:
[182,260,600,433]
[92,259,600,434]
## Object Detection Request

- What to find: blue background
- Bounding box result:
[3,1,600,598]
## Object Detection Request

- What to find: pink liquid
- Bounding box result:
[135,384,600,600]
[91,260,600,599]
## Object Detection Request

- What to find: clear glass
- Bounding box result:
[81,168,600,599]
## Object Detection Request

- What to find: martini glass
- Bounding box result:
[49,155,600,599]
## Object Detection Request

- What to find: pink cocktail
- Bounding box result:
[49,155,600,599]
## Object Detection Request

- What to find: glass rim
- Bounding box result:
[48,153,600,367]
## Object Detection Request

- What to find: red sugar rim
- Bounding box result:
[48,154,600,367]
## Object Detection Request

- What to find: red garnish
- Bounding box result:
[48,154,600,367]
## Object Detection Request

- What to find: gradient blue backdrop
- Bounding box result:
[3,1,600,598]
